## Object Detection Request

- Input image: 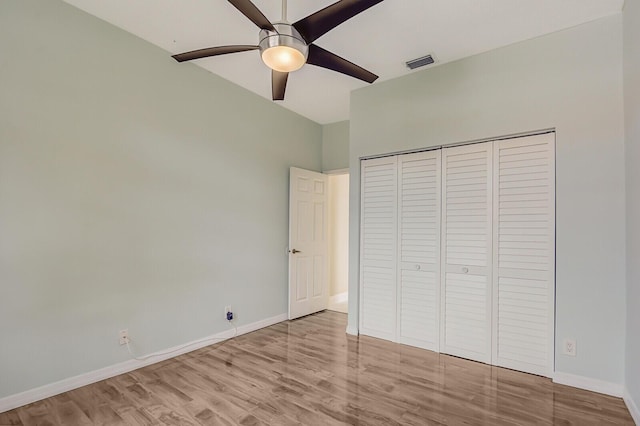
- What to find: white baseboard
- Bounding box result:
[329,292,348,306]
[552,372,624,397]
[346,324,359,336]
[0,313,287,414]
[327,291,349,312]
[624,388,640,425]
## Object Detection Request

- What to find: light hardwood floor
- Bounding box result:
[0,311,634,425]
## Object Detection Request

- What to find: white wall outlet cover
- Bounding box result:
[563,338,577,356]
[119,329,129,346]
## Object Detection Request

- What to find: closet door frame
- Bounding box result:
[357,131,555,376]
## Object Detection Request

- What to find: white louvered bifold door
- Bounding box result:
[441,143,493,364]
[492,133,555,377]
[397,151,441,351]
[360,156,398,341]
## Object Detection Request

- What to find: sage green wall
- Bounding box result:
[624,0,640,411]
[0,0,321,398]
[348,15,626,384]
[322,121,350,171]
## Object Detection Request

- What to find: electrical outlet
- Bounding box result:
[119,329,130,345]
[225,306,233,321]
[563,338,576,356]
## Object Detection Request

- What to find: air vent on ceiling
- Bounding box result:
[406,54,435,70]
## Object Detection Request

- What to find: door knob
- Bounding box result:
[290,249,301,254]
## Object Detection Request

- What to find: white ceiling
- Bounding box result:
[63,0,623,124]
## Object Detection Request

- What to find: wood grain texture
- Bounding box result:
[1,311,633,425]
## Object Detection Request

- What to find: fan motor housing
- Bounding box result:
[259,23,309,67]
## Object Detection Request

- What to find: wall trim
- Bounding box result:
[324,168,349,175]
[552,372,624,397]
[624,388,640,425]
[346,325,359,336]
[0,313,287,414]
[329,292,348,306]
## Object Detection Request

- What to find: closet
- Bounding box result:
[359,133,555,377]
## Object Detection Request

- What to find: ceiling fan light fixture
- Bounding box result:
[259,23,308,73]
[262,46,306,72]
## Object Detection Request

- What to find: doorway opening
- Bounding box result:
[327,171,349,314]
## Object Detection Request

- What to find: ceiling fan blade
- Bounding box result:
[228,0,276,31]
[293,0,384,44]
[306,44,378,83]
[172,45,259,62]
[272,70,289,101]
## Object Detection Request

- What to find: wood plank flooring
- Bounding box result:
[0,311,634,425]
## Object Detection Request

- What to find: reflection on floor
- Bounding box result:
[0,311,634,425]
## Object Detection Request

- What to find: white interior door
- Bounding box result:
[441,142,493,364]
[397,151,441,351]
[492,133,555,377]
[288,167,329,320]
[359,156,398,341]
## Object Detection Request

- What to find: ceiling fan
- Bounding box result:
[172,0,384,101]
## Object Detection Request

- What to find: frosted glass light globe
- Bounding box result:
[261,45,306,73]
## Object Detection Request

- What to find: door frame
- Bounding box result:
[356,129,556,375]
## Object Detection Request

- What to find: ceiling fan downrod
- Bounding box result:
[281,0,288,23]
